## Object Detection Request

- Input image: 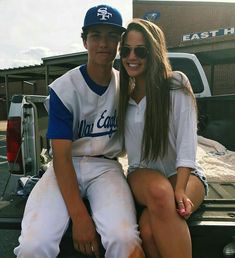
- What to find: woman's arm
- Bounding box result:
[174,166,193,218]
[172,76,197,218]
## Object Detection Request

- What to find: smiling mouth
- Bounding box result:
[128,63,139,68]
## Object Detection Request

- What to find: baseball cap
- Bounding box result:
[82,5,126,33]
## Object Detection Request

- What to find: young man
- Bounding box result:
[14,5,144,258]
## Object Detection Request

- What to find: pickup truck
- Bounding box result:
[1,52,235,258]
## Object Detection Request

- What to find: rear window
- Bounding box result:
[169,57,204,94]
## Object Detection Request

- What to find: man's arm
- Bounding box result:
[51,139,100,257]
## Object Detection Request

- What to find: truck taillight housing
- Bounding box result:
[6,117,24,174]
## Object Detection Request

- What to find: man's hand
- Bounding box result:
[52,139,100,257]
[72,214,100,257]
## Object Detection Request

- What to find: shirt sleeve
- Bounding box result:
[172,90,197,170]
[47,89,73,140]
[177,101,197,168]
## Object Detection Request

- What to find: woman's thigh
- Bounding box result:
[127,168,172,206]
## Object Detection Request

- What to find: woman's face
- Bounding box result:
[121,30,148,80]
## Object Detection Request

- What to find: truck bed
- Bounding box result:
[1,182,235,258]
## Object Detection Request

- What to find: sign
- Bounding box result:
[182,27,235,42]
[143,11,161,22]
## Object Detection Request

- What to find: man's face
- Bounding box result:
[84,25,121,66]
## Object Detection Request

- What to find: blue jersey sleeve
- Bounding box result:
[47,89,73,140]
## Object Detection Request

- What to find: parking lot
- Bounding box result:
[0,121,21,258]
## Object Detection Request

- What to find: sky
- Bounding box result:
[0,0,132,69]
[0,0,235,69]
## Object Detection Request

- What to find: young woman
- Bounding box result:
[118,19,208,258]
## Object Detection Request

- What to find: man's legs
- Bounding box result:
[81,157,144,258]
[14,166,70,258]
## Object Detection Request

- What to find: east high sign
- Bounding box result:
[182,27,235,42]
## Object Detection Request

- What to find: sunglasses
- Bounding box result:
[120,46,148,59]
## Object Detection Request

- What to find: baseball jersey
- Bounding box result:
[47,65,122,158]
[125,71,205,178]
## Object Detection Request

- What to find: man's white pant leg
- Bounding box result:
[14,166,70,258]
[85,160,142,258]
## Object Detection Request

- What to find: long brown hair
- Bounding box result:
[118,19,173,161]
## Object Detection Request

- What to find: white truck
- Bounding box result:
[1,53,235,258]
[5,53,212,176]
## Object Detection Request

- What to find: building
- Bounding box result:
[1,1,235,119]
[133,0,235,95]
[0,52,88,119]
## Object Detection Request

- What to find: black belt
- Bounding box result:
[93,155,117,161]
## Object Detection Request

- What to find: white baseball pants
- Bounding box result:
[14,157,142,258]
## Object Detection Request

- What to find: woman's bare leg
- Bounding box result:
[139,208,161,258]
[128,168,192,258]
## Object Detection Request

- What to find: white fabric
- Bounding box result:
[50,66,122,159]
[125,71,205,179]
[197,136,235,182]
[120,136,235,182]
[14,158,141,258]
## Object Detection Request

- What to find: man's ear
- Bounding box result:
[83,39,88,50]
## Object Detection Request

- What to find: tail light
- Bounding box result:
[6,117,24,174]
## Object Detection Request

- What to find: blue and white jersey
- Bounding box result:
[47,65,122,158]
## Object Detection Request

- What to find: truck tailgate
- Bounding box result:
[1,182,235,258]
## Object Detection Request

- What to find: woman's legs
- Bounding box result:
[139,208,162,258]
[128,168,205,258]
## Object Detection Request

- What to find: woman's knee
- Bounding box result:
[146,178,174,210]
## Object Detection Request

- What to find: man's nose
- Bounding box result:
[99,35,109,46]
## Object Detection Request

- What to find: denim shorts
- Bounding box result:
[128,166,208,195]
[191,169,208,195]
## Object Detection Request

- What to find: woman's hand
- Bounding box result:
[174,167,193,219]
[175,190,194,219]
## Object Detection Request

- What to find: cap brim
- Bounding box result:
[82,23,126,33]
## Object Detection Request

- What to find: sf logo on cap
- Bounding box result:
[97,7,112,20]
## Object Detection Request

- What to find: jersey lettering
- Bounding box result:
[78,120,94,138]
[78,109,117,138]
